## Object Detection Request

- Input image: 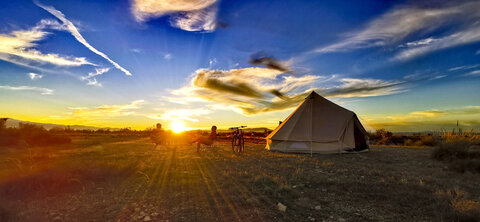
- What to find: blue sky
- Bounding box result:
[0,0,479,132]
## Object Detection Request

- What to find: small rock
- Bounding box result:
[144,216,151,221]
[135,207,140,212]
[338,217,346,222]
[315,205,321,210]
[292,185,297,189]
[277,202,287,212]
[140,211,146,216]
[54,216,62,221]
[151,212,159,216]
[321,189,327,192]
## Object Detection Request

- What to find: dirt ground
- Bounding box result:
[1,135,479,222]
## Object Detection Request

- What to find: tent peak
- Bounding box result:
[307,90,320,99]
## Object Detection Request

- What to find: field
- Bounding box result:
[1,135,480,222]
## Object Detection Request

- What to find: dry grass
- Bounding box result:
[432,139,480,174]
[0,135,479,221]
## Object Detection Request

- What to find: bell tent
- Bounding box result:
[266,91,369,153]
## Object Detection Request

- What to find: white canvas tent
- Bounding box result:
[266,91,369,153]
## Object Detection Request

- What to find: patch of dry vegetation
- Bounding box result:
[369,128,480,148]
[432,138,480,174]
[1,132,479,221]
[0,123,71,147]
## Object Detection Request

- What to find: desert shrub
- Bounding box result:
[432,140,480,173]
[404,139,414,146]
[416,135,439,146]
[433,140,474,161]
[368,129,395,145]
[389,135,408,145]
[0,129,23,146]
[18,123,71,147]
[421,135,435,146]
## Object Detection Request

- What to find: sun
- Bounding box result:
[171,121,187,133]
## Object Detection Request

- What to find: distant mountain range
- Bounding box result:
[3,118,120,131]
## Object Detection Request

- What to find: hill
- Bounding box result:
[2,118,119,131]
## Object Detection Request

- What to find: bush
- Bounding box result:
[419,135,438,146]
[0,129,23,146]
[18,123,71,147]
[368,128,393,145]
[404,139,414,146]
[432,141,474,161]
[432,140,480,173]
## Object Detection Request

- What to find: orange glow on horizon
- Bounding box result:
[171,121,187,133]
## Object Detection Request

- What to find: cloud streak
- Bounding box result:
[464,70,480,77]
[167,67,407,115]
[320,78,405,98]
[0,85,53,95]
[147,108,211,122]
[249,53,292,73]
[37,3,133,76]
[0,19,93,66]
[316,1,480,60]
[131,0,218,32]
[448,64,480,72]
[69,100,145,117]
[81,67,111,87]
[28,72,43,80]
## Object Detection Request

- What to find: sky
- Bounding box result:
[0,0,479,132]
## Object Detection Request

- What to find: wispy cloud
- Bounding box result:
[209,58,216,67]
[69,100,145,117]
[0,85,53,95]
[0,19,93,66]
[448,64,480,72]
[81,67,111,87]
[464,70,480,77]
[320,78,405,98]
[131,0,218,32]
[249,53,292,73]
[164,53,172,60]
[131,48,142,53]
[167,67,316,115]
[147,108,211,122]
[400,37,438,48]
[28,72,43,80]
[315,1,480,60]
[429,75,447,80]
[36,3,133,76]
[40,100,146,126]
[395,25,480,60]
[167,66,407,115]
